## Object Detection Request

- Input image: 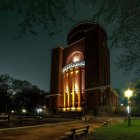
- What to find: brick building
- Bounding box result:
[49,22,118,113]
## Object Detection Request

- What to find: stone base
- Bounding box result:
[96,106,116,116]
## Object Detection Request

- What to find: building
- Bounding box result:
[49,21,118,113]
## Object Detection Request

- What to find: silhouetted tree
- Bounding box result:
[0,74,13,113]
[130,80,140,105]
[12,79,46,113]
[0,74,47,114]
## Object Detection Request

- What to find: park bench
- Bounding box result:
[64,125,89,140]
[101,120,111,126]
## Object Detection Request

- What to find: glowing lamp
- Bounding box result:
[124,89,133,99]
[11,110,14,113]
[124,89,133,126]
[22,109,26,113]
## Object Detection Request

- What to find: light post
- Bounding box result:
[36,108,42,114]
[22,109,27,114]
[124,89,133,126]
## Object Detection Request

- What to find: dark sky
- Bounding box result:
[0,2,133,91]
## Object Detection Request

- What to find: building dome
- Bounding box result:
[67,21,107,45]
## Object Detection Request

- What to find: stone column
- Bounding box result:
[78,68,81,108]
[67,72,70,108]
[115,95,117,106]
[69,70,72,108]
[106,87,110,106]
[72,68,75,108]
[111,92,113,106]
[79,68,82,107]
[116,96,118,106]
[113,94,115,106]
[63,73,66,108]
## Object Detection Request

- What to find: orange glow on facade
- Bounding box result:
[62,52,85,111]
[75,70,79,73]
[50,22,118,113]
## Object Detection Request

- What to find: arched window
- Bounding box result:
[66,51,84,65]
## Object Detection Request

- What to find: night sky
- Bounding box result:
[0,2,133,91]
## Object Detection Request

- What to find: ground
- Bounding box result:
[0,120,101,140]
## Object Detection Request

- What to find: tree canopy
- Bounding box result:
[0,74,47,113]
[0,0,140,74]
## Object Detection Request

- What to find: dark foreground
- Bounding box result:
[0,120,100,140]
[0,118,74,129]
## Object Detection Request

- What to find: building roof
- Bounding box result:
[67,21,107,45]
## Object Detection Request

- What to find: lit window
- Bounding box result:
[73,56,79,62]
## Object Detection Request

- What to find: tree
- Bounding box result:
[130,80,140,105]
[0,0,76,36]
[12,79,32,112]
[0,74,47,114]
[12,79,47,113]
[126,80,140,116]
[114,88,127,106]
[0,0,139,74]
[0,74,13,113]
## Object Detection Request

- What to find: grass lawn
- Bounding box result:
[87,119,140,140]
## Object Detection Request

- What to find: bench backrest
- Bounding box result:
[70,125,89,139]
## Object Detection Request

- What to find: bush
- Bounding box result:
[131,105,140,116]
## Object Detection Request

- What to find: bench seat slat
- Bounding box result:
[64,125,89,139]
[65,132,73,135]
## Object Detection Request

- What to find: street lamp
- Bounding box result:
[36,108,42,114]
[124,89,133,126]
[22,109,27,114]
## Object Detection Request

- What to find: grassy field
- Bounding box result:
[87,119,140,140]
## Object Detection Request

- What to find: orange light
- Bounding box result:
[77,107,82,111]
[63,108,66,111]
[71,107,76,111]
[75,70,79,73]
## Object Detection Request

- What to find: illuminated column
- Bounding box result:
[80,68,82,107]
[68,71,70,108]
[72,68,75,108]
[75,69,78,107]
[63,73,66,108]
[70,69,74,108]
[66,73,68,108]
[66,72,70,108]
[69,70,71,108]
[78,68,81,108]
[81,69,85,107]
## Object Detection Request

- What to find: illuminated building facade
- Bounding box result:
[50,22,118,112]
